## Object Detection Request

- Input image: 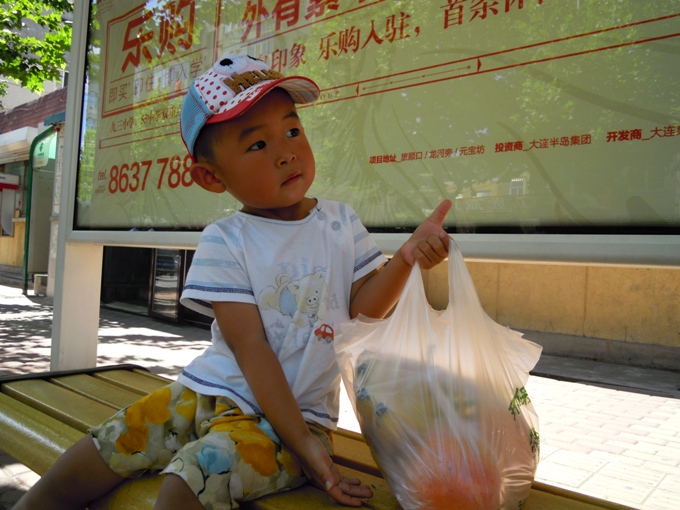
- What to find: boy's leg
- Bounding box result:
[16,382,200,510]
[13,435,126,510]
[161,413,334,509]
[154,474,204,510]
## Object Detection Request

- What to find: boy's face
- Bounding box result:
[191,88,316,221]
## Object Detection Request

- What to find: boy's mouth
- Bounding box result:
[283,172,302,185]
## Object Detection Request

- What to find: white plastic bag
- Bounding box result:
[335,240,542,510]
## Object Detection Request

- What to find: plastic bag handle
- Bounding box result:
[389,257,430,318]
[446,238,482,311]
[391,238,467,318]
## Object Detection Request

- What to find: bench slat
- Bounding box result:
[329,430,632,510]
[90,464,400,510]
[332,428,383,478]
[1,379,118,432]
[49,373,144,409]
[0,393,83,475]
[93,369,169,395]
[245,464,399,509]
[132,368,176,384]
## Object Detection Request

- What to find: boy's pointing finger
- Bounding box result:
[429,199,453,227]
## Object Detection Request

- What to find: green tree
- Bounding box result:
[0,0,73,108]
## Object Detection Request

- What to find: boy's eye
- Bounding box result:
[248,140,266,151]
[287,128,300,138]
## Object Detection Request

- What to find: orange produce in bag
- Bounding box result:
[405,428,502,509]
[335,240,541,510]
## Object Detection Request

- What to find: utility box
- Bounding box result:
[34,274,48,296]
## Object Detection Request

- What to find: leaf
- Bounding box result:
[0,0,72,102]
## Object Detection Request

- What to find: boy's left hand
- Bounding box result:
[297,433,373,506]
[400,199,452,269]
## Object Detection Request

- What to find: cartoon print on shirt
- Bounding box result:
[314,324,334,344]
[260,271,327,327]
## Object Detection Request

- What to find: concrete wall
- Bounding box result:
[422,259,680,370]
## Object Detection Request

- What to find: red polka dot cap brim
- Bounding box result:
[180,54,320,157]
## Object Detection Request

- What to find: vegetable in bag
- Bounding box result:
[335,240,542,510]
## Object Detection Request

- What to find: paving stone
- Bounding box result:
[631,442,666,455]
[661,441,680,455]
[535,461,593,488]
[640,417,669,427]
[588,450,645,468]
[643,488,680,510]
[537,443,559,459]
[598,462,666,487]
[542,450,607,472]
[623,450,680,466]
[642,460,680,476]
[575,426,624,441]
[602,419,643,432]
[609,433,640,444]
[14,470,39,488]
[575,439,627,455]
[657,474,680,494]
[580,474,653,505]
[544,439,595,454]
[649,431,679,443]
[0,455,32,479]
[632,424,666,435]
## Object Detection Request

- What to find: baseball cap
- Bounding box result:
[180,54,320,157]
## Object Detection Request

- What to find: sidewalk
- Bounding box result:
[1,283,679,509]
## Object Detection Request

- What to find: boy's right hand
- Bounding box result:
[399,199,452,269]
[298,433,373,506]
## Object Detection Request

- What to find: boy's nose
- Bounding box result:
[277,151,296,167]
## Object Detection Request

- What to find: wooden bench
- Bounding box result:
[0,365,635,509]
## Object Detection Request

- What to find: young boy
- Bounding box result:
[16,54,451,509]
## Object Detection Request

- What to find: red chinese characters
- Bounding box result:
[158,0,195,57]
[121,9,154,72]
[369,147,459,165]
[319,12,413,61]
[272,0,300,31]
[495,133,591,152]
[242,0,341,42]
[257,44,308,72]
[121,0,196,73]
[441,0,545,28]
[306,0,340,20]
[606,126,679,142]
[241,0,269,42]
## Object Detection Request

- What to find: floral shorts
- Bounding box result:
[89,381,333,510]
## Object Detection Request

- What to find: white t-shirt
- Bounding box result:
[179,199,386,429]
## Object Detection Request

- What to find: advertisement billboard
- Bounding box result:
[76,0,680,233]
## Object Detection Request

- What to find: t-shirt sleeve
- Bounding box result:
[180,222,255,318]
[346,204,387,281]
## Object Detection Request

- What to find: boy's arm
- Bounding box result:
[350,200,452,319]
[212,301,372,506]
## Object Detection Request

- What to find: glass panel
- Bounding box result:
[150,249,181,319]
[101,247,152,314]
[75,1,680,234]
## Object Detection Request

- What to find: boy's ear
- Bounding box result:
[190,163,227,193]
